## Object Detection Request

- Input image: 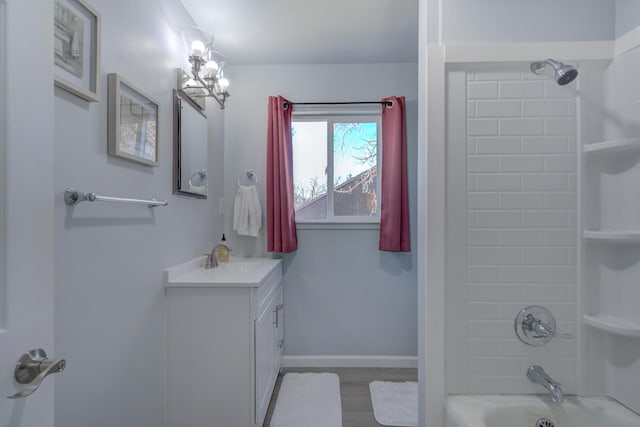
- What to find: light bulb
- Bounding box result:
[205,60,219,75]
[191,40,205,57]
[218,78,229,91]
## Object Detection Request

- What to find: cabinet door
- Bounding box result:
[255,284,281,426]
[274,287,284,371]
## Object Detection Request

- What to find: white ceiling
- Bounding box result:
[179,0,419,65]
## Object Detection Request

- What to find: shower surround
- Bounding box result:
[446,67,578,394]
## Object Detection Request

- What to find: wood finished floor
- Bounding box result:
[263,367,418,427]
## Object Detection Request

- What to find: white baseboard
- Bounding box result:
[282,355,418,369]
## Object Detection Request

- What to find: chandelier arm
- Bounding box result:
[185,33,229,109]
[193,72,225,109]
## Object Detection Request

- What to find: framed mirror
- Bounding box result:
[173,88,208,198]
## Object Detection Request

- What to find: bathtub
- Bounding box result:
[446,395,640,427]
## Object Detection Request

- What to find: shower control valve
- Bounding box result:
[515,306,573,346]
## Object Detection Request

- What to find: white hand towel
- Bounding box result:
[233,185,262,237]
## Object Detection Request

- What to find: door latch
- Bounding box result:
[7,348,66,399]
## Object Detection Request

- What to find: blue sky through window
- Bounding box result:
[333,122,377,186]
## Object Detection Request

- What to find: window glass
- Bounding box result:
[333,122,378,217]
[292,121,328,220]
[292,116,380,223]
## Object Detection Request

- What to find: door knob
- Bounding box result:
[7,349,66,399]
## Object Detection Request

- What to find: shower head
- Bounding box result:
[530,58,578,85]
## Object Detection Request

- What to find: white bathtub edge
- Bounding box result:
[446,395,640,427]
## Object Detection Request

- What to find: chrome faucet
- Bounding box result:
[205,244,230,269]
[527,365,564,404]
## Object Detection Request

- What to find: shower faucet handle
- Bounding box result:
[515,306,573,346]
[524,314,572,339]
[534,318,572,339]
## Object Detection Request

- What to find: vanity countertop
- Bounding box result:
[164,256,282,288]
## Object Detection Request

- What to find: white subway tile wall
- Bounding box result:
[466,71,577,393]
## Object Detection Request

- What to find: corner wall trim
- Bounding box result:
[282,355,418,369]
[615,26,640,58]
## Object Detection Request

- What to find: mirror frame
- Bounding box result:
[173,88,208,199]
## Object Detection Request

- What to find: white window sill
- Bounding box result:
[296,222,380,230]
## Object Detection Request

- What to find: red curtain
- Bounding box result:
[379,96,411,252]
[266,96,298,253]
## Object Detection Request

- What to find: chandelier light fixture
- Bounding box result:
[180,28,230,109]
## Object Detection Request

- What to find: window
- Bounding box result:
[292,115,381,223]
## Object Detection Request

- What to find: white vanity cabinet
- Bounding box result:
[165,257,283,427]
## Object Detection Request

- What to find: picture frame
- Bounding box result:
[54,0,101,102]
[108,73,160,167]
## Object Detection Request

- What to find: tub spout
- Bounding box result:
[527,365,564,404]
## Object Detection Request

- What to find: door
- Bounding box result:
[0,0,56,426]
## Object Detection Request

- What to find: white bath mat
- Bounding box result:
[369,381,418,427]
[270,372,342,427]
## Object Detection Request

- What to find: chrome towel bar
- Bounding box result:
[64,188,168,208]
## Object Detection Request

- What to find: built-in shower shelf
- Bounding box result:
[584,314,640,337]
[584,230,640,243]
[584,138,640,155]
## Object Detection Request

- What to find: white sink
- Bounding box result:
[165,256,281,287]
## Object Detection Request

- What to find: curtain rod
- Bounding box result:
[284,101,393,108]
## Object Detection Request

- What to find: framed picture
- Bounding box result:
[108,73,160,166]
[54,0,100,102]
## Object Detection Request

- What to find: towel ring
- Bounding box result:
[188,170,207,186]
[238,170,258,187]
[188,170,208,194]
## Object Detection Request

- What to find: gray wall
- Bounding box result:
[223,63,418,357]
[615,0,640,37]
[441,0,615,43]
[54,1,224,426]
